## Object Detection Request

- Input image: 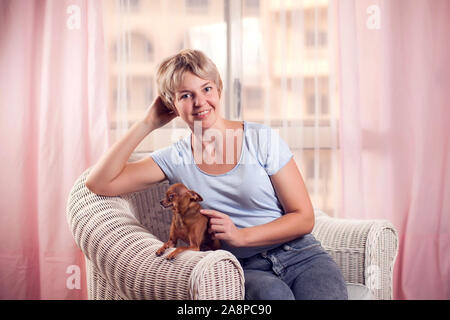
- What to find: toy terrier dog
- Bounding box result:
[156,183,221,259]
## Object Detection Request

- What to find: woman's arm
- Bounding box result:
[86,97,177,196]
[202,158,315,247]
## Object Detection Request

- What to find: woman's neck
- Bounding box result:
[190,119,243,164]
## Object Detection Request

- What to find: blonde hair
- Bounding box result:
[156,49,223,111]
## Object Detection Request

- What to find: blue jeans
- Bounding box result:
[238,234,348,300]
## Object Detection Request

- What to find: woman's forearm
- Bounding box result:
[86,120,154,189]
[202,207,314,248]
[240,210,315,247]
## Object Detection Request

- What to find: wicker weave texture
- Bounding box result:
[67,169,245,300]
[312,212,398,300]
[67,169,398,300]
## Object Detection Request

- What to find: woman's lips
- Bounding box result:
[193,109,211,119]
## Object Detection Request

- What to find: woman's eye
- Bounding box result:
[204,86,212,92]
[180,94,191,100]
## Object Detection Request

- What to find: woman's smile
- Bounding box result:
[193,109,212,119]
[174,71,222,129]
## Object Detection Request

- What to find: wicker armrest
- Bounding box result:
[312,210,399,300]
[66,170,245,300]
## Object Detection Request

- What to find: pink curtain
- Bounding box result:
[0,0,109,299]
[337,0,450,299]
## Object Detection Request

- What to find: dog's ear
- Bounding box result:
[188,190,203,202]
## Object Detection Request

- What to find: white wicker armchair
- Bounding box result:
[66,169,398,300]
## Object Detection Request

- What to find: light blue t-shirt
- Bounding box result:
[151,121,293,258]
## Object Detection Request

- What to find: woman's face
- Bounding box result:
[173,71,221,130]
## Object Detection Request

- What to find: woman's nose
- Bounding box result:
[194,94,207,107]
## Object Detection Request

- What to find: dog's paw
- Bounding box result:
[166,252,176,260]
[155,248,166,256]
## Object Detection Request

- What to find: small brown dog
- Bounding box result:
[156,183,221,259]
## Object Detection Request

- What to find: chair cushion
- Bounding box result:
[347,283,374,300]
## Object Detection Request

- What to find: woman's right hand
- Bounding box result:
[143,96,178,131]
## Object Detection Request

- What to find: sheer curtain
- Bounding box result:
[239,0,341,217]
[0,0,108,299]
[337,0,450,299]
[104,0,228,153]
[106,0,341,216]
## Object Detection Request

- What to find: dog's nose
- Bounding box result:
[160,199,171,208]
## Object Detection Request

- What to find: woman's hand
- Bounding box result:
[200,209,247,247]
[143,96,178,131]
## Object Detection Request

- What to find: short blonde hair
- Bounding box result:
[156,49,223,110]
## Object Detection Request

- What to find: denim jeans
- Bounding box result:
[238,234,348,300]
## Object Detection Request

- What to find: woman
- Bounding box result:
[86,49,348,300]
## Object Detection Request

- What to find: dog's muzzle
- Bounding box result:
[160,200,172,208]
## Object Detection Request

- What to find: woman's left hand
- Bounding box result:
[200,209,246,247]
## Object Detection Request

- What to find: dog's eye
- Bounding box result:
[168,194,174,200]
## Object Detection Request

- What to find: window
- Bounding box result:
[185,0,210,14]
[102,0,226,148]
[102,0,340,216]
[239,0,339,215]
[243,86,263,111]
[129,0,140,10]
[244,0,260,15]
[112,33,154,63]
